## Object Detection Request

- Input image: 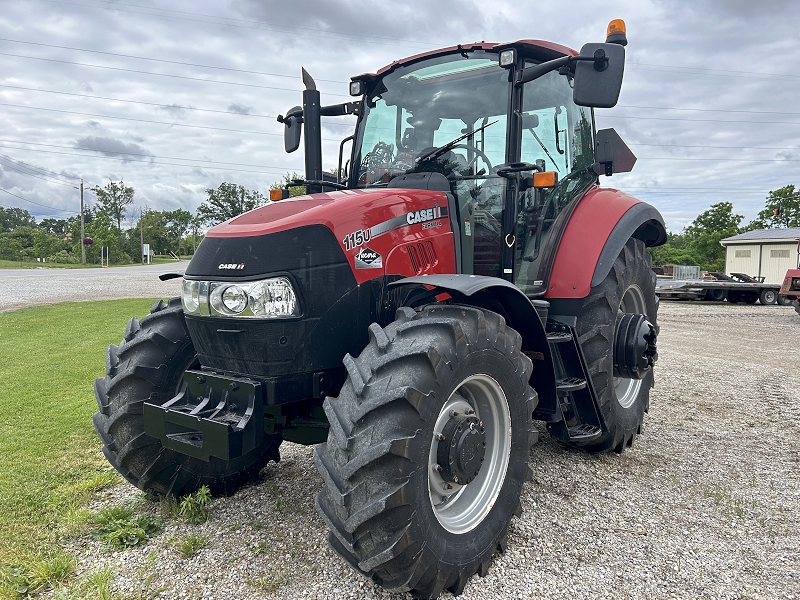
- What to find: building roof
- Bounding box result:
[720,227,800,245]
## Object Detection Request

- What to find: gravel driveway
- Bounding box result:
[58,297,800,599]
[0,264,183,313]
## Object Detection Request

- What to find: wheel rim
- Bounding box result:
[614,285,646,409]
[764,290,776,304]
[428,374,511,534]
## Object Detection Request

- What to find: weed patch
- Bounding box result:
[91,505,162,551]
[179,486,211,525]
[172,534,209,558]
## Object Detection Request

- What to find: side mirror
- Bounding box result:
[521,112,539,129]
[573,42,625,108]
[594,128,636,175]
[283,106,303,153]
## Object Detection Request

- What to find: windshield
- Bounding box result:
[353,51,509,188]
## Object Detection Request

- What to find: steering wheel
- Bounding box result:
[361,141,395,172]
[446,143,493,174]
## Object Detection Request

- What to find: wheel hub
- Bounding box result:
[613,313,658,380]
[436,413,486,485]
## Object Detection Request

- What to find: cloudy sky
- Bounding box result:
[0,0,798,231]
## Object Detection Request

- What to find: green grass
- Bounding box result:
[0,299,160,562]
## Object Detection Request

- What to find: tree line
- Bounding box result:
[1,179,796,270]
[649,185,800,271]
[0,175,303,264]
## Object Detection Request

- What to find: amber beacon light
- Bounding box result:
[606,19,628,46]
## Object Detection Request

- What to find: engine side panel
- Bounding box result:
[204,188,456,284]
[545,187,665,299]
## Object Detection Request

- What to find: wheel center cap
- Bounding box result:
[436,414,486,485]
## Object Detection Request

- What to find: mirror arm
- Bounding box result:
[321,101,361,117]
[515,51,609,87]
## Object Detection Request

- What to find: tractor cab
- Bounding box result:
[348,45,598,296]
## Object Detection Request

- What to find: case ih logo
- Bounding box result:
[407,205,443,225]
[218,263,245,270]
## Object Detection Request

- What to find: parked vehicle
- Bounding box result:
[94,21,667,598]
[656,269,784,305]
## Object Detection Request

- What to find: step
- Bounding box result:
[546,331,572,344]
[567,423,602,441]
[556,377,587,393]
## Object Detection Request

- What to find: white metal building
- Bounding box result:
[720,227,800,284]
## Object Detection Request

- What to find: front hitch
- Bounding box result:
[143,370,264,462]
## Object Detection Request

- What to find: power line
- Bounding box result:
[0,150,80,183]
[0,138,305,170]
[0,52,349,96]
[0,187,76,213]
[630,142,800,151]
[0,83,356,127]
[0,37,348,83]
[0,143,301,175]
[629,62,799,81]
[38,0,434,50]
[637,157,800,162]
[603,114,800,125]
[0,154,79,187]
[0,101,283,136]
[618,104,800,116]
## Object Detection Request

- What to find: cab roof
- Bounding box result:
[352,40,577,82]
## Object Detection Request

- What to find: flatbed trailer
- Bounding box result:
[656,271,784,305]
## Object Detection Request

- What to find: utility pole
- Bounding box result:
[80,179,86,264]
[140,207,144,265]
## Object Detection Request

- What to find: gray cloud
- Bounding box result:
[157,104,188,117]
[228,103,255,115]
[74,137,153,162]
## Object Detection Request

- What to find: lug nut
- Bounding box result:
[450,410,459,417]
[443,483,453,490]
[435,464,443,472]
[453,476,459,483]
[438,434,446,441]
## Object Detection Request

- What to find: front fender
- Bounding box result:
[545,188,666,299]
[389,274,556,407]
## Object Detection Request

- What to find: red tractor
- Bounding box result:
[94,20,665,598]
[779,239,800,314]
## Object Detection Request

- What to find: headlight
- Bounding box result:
[248,278,299,317]
[182,279,200,313]
[184,276,300,318]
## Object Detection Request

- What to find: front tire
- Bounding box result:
[314,305,538,598]
[93,298,281,496]
[575,238,658,453]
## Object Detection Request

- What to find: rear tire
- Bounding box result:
[705,289,727,301]
[574,238,657,453]
[93,298,281,496]
[314,305,537,598]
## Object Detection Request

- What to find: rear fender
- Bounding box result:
[545,188,666,299]
[389,274,557,408]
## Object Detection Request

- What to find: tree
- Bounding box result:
[92,180,135,230]
[270,173,306,198]
[188,215,206,254]
[196,183,266,225]
[0,207,35,232]
[747,184,800,230]
[684,201,744,271]
[37,218,68,236]
[165,209,193,258]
